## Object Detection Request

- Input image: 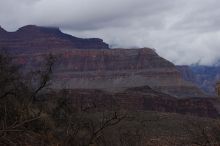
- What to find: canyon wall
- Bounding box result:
[0,25,205,98]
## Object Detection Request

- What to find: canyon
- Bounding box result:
[0,25,218,117]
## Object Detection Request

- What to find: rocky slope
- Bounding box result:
[59,86,219,118]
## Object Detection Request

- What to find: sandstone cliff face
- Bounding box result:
[0,25,109,53]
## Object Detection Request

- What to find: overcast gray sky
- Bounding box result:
[0,0,220,65]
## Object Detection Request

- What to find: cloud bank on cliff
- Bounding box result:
[0,0,220,65]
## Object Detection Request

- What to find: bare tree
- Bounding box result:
[0,52,56,145]
[52,91,126,146]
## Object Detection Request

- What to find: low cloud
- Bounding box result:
[0,0,220,65]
